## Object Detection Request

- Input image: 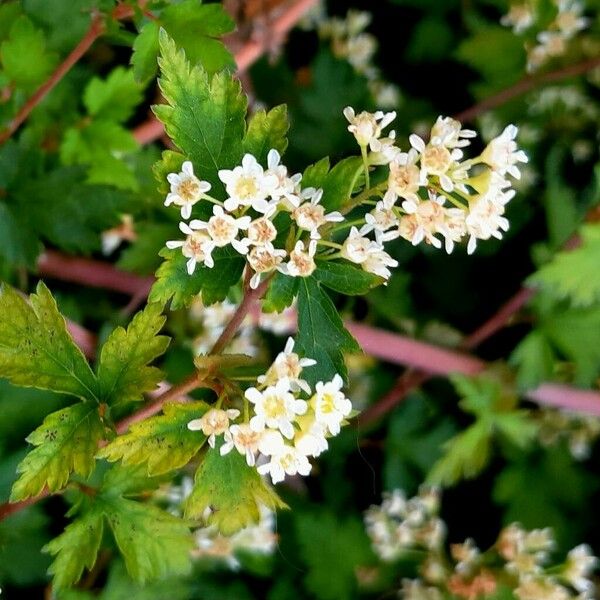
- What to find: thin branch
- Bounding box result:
[0,14,106,145]
[454,55,600,124]
[132,0,320,145]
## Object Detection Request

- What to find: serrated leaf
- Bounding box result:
[185,444,287,535]
[44,509,104,591]
[99,401,209,475]
[103,496,193,582]
[0,15,57,90]
[11,402,104,501]
[0,283,98,400]
[150,246,244,309]
[427,420,492,486]
[302,157,330,189]
[542,306,600,386]
[154,30,246,190]
[261,272,298,313]
[296,276,360,385]
[83,67,143,123]
[530,224,600,308]
[322,157,364,212]
[314,261,382,295]
[294,511,374,600]
[131,20,161,82]
[242,105,289,164]
[97,303,169,405]
[510,330,555,390]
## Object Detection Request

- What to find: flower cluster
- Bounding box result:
[501,0,589,72]
[365,488,598,600]
[313,9,401,108]
[537,408,600,460]
[187,338,353,484]
[164,152,345,287]
[343,109,527,256]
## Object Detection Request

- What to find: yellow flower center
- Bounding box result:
[234,176,259,200]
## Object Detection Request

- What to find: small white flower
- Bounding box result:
[362,247,398,281]
[165,161,212,219]
[218,154,278,213]
[343,106,396,147]
[388,150,421,203]
[501,4,534,33]
[190,205,251,254]
[465,195,510,254]
[279,240,318,278]
[246,380,307,439]
[480,124,528,179]
[101,215,136,255]
[430,116,476,149]
[258,337,316,394]
[341,226,380,264]
[294,418,329,457]
[555,0,589,38]
[311,374,352,436]
[257,429,286,456]
[220,423,263,466]
[257,444,312,484]
[188,408,240,448]
[360,201,400,245]
[441,208,467,254]
[266,149,302,208]
[245,211,278,247]
[292,189,343,239]
[410,134,463,184]
[369,131,400,165]
[166,222,216,273]
[563,544,597,593]
[247,245,287,288]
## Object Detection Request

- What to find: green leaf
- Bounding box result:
[294,511,374,600]
[98,401,209,475]
[103,496,193,582]
[261,272,298,313]
[0,283,98,400]
[510,330,555,390]
[150,246,244,309]
[60,121,139,191]
[302,157,330,189]
[131,21,161,83]
[242,105,289,164]
[427,420,492,486]
[296,276,360,385]
[83,67,143,123]
[542,306,600,386]
[0,201,42,267]
[322,157,364,212]
[185,444,287,535]
[97,303,169,406]
[154,30,246,190]
[530,224,600,308]
[44,509,104,591]
[406,16,454,62]
[117,223,175,275]
[0,15,57,90]
[11,401,104,501]
[314,261,382,295]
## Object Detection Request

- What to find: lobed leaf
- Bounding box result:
[242,105,289,164]
[314,261,382,295]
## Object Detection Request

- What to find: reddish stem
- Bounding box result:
[0,14,106,145]
[454,56,600,124]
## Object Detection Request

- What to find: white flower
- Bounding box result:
[279,240,317,278]
[246,380,307,439]
[188,408,240,448]
[311,374,352,436]
[258,337,316,394]
[362,247,398,280]
[388,150,421,203]
[441,208,467,254]
[190,205,251,254]
[220,423,263,466]
[501,4,534,33]
[481,124,528,179]
[341,226,380,264]
[257,444,312,484]
[218,154,278,213]
[292,188,343,239]
[101,214,136,255]
[165,161,212,219]
[343,106,396,147]
[563,544,597,593]
[465,196,510,254]
[257,429,286,456]
[555,0,589,38]
[245,212,278,247]
[258,305,297,335]
[266,149,302,208]
[294,418,329,457]
[247,245,287,288]
[369,131,400,165]
[430,116,476,149]
[360,201,400,245]
[410,134,463,188]
[166,222,216,273]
